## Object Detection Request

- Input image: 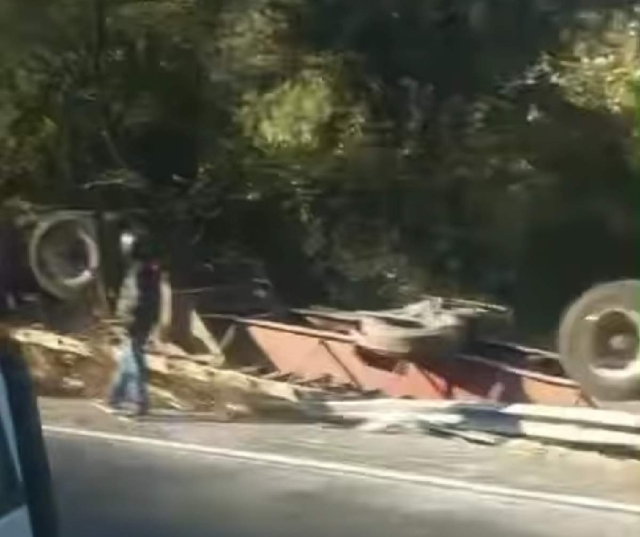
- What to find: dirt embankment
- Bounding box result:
[8,323,308,419]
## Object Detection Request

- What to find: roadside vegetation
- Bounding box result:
[1,1,639,343]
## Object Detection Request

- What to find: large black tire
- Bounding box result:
[28,213,100,300]
[558,280,640,401]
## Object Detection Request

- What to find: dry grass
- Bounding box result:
[11,322,308,420]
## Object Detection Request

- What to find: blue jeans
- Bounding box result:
[109,331,150,413]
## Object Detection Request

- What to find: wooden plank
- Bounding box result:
[9,328,92,358]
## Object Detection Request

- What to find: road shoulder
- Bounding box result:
[39,397,640,508]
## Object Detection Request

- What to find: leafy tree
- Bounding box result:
[0,0,639,341]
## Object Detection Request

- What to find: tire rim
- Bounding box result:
[586,308,640,380]
[30,217,99,299]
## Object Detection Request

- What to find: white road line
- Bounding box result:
[91,402,134,423]
[43,424,640,516]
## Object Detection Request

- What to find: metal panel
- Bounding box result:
[229,318,587,406]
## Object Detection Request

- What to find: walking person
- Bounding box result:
[109,232,161,415]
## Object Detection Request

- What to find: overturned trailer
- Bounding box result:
[199,281,640,411]
[2,207,639,411]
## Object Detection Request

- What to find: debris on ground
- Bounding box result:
[309,398,640,455]
[10,321,640,457]
[8,324,312,420]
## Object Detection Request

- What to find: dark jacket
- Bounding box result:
[116,261,161,336]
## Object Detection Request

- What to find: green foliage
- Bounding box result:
[0,0,639,340]
[241,70,334,152]
[240,63,365,156]
[551,9,640,116]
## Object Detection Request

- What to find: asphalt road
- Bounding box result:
[45,432,640,537]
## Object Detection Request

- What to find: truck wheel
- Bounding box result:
[558,280,640,401]
[28,213,100,300]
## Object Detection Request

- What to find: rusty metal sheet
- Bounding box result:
[228,318,586,406]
